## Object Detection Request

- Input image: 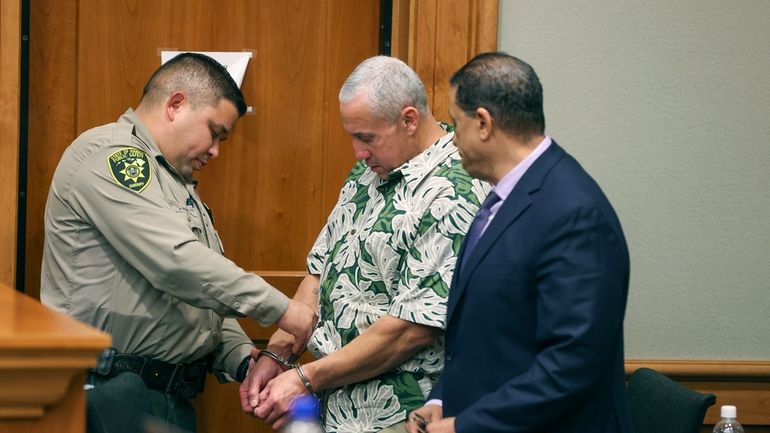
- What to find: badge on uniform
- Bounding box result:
[107,147,152,193]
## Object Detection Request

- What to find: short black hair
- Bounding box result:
[142,52,247,116]
[450,51,544,137]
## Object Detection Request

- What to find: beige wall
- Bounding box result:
[498,0,770,359]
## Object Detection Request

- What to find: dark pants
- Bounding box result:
[86,372,197,433]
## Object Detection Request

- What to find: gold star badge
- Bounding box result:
[108,148,152,193]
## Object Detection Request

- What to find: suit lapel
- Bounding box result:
[457,190,531,289]
[446,142,567,325]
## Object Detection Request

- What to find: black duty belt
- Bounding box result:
[93,348,207,400]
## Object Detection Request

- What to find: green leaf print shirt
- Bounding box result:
[306,132,489,433]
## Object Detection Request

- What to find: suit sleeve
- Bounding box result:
[455,206,629,433]
[427,374,443,401]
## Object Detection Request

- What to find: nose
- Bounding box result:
[352,141,370,161]
[208,142,220,159]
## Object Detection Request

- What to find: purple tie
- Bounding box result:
[461,191,501,268]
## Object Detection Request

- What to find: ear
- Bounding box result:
[165,91,186,121]
[475,107,494,140]
[400,106,420,135]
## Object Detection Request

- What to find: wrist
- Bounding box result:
[302,361,323,392]
[257,349,298,370]
[295,363,317,396]
[264,345,294,363]
[267,332,300,361]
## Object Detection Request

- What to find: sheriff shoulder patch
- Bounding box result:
[107,147,152,193]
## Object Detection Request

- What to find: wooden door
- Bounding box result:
[0,0,20,288]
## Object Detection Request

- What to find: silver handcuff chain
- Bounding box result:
[256,349,299,370]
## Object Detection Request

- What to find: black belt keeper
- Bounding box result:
[93,348,208,400]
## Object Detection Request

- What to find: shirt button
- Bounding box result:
[233,300,241,309]
[445,353,453,362]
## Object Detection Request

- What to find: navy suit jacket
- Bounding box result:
[429,142,632,433]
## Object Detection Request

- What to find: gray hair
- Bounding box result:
[339,56,429,123]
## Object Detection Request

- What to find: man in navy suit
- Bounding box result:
[407,52,632,433]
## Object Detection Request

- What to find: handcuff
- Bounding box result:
[255,350,299,370]
[256,350,316,396]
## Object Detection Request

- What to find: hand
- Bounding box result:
[406,405,443,433]
[254,368,310,430]
[424,417,455,433]
[276,299,317,354]
[239,348,284,415]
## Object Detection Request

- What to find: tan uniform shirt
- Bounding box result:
[41,109,288,377]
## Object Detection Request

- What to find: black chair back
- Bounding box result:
[627,367,716,433]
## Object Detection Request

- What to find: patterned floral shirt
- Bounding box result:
[307,132,489,433]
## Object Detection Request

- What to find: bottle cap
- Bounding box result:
[290,395,320,421]
[721,405,737,418]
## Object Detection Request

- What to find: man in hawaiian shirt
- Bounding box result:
[241,56,488,433]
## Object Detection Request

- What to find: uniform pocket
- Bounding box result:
[171,204,204,237]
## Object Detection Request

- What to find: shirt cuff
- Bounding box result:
[236,355,251,382]
[425,399,443,407]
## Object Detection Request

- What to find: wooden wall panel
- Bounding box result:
[432,0,473,120]
[392,0,499,123]
[25,0,79,299]
[194,0,331,270]
[408,0,438,107]
[319,0,379,217]
[0,0,20,288]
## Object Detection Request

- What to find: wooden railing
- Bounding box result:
[0,285,110,433]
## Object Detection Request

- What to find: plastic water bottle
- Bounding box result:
[283,395,324,433]
[713,405,744,433]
